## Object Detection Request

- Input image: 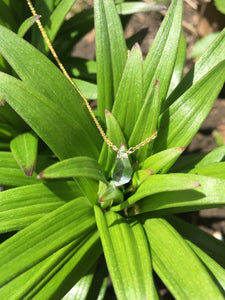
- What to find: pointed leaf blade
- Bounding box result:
[112,43,143,140]
[94,0,127,120]
[143,218,224,299]
[143,0,183,109]
[94,206,157,300]
[0,181,81,233]
[10,132,38,176]
[154,61,225,153]
[0,197,96,287]
[137,174,225,215]
[38,156,107,184]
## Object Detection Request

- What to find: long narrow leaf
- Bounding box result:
[10,132,38,176]
[189,162,225,179]
[112,43,143,141]
[45,0,77,42]
[0,197,96,287]
[38,156,107,184]
[111,173,200,212]
[0,25,101,159]
[143,217,224,299]
[98,110,127,176]
[167,31,186,95]
[0,151,40,186]
[186,241,225,290]
[0,231,101,300]
[154,60,225,153]
[0,181,81,233]
[165,28,225,109]
[129,79,160,161]
[0,73,100,160]
[143,0,182,109]
[137,174,225,215]
[167,216,225,268]
[94,0,127,120]
[140,147,185,173]
[94,206,157,300]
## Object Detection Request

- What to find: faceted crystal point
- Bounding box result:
[112,144,133,187]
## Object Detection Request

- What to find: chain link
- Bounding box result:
[26,0,157,155]
[126,131,158,154]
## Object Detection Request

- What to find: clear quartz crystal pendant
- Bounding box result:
[112,143,133,187]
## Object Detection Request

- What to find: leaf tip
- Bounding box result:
[35,15,41,21]
[24,166,35,177]
[37,172,44,179]
[194,181,201,188]
[105,109,111,115]
[133,42,141,49]
[154,78,160,85]
[0,99,6,106]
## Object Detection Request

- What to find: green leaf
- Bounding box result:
[94,206,157,300]
[38,156,107,184]
[63,261,108,300]
[165,28,225,109]
[215,0,225,14]
[63,267,95,300]
[0,151,40,186]
[98,110,127,177]
[112,43,143,141]
[188,162,225,179]
[186,241,225,290]
[140,146,185,173]
[17,15,41,38]
[191,33,220,60]
[129,79,160,161]
[73,78,97,100]
[137,174,225,215]
[111,173,200,212]
[132,169,154,189]
[0,181,81,233]
[0,231,101,300]
[154,61,225,153]
[0,73,100,160]
[45,0,77,42]
[143,0,182,109]
[10,132,38,176]
[0,197,96,287]
[194,145,225,168]
[116,2,166,15]
[167,216,225,268]
[94,0,127,120]
[30,0,54,51]
[0,25,101,159]
[143,218,224,299]
[167,31,186,95]
[25,232,101,300]
[167,217,225,289]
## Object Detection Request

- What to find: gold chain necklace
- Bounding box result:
[26,0,157,156]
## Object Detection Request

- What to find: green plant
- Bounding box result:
[0,0,225,299]
[215,0,225,15]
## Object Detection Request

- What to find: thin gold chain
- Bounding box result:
[26,0,157,155]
